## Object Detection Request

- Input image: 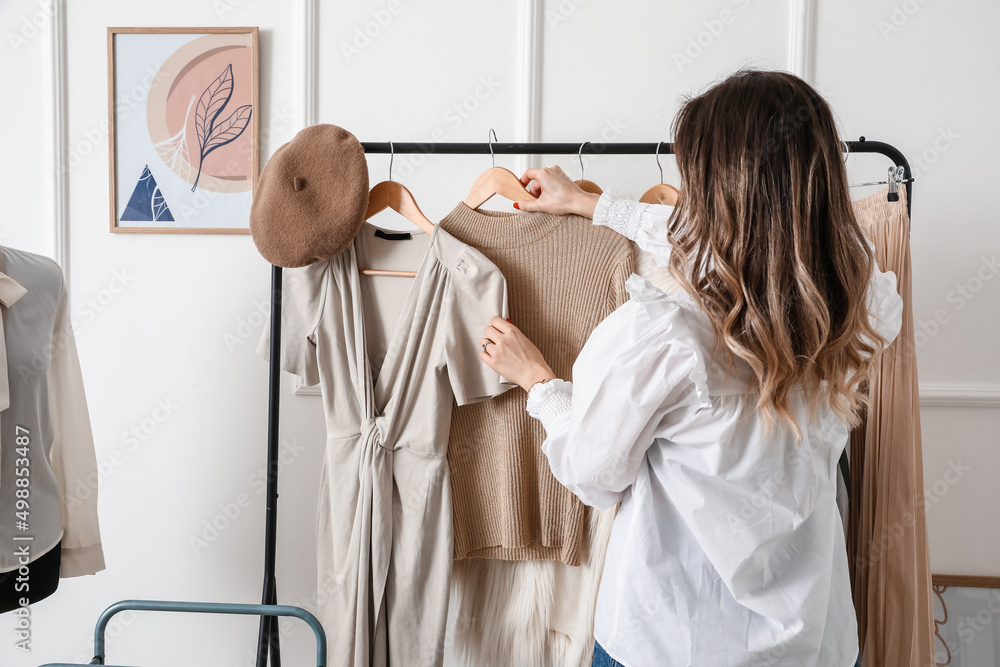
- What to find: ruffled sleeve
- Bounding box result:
[866,258,904,350]
[527,275,711,510]
[593,193,675,267]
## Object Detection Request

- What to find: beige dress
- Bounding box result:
[260,223,513,667]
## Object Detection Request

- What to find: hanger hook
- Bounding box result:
[655,141,664,185]
[388,140,394,182]
[578,142,589,180]
[488,129,498,169]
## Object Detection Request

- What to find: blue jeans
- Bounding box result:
[855,654,862,667]
[592,640,625,667]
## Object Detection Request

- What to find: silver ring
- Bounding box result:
[482,341,492,352]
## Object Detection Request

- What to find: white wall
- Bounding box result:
[1,0,997,664]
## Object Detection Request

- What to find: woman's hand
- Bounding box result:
[480,316,557,392]
[515,165,601,218]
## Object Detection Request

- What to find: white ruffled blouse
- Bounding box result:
[526,194,903,667]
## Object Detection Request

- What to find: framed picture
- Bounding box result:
[107,27,259,234]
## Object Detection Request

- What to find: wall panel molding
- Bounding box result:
[48,0,68,277]
[299,0,318,128]
[515,0,543,175]
[919,384,1000,408]
[788,0,816,82]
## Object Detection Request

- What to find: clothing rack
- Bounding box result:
[256,138,913,666]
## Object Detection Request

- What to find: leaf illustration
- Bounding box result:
[194,64,234,154]
[190,64,252,192]
[202,104,252,155]
[151,186,170,222]
[154,95,195,182]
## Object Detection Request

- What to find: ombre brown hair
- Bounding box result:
[666,69,887,436]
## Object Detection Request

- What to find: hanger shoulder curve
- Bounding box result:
[464,167,538,209]
[639,183,679,205]
[575,179,603,195]
[365,180,434,234]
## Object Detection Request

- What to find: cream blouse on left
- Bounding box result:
[0,246,104,577]
[526,194,903,667]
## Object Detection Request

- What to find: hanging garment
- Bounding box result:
[0,246,104,578]
[848,187,936,667]
[524,193,903,667]
[449,506,616,667]
[437,203,633,666]
[258,223,513,667]
[439,203,633,564]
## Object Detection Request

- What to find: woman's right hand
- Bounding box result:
[515,165,601,218]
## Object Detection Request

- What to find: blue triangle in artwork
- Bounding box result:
[120,165,175,222]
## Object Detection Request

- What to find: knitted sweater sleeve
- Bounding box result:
[606,245,634,314]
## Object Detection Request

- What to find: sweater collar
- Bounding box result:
[438,202,568,249]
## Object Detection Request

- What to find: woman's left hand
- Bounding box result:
[480,316,557,392]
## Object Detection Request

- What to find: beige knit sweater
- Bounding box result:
[439,202,634,566]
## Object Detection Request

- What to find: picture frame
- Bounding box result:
[107,27,260,234]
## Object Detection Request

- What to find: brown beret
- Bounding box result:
[250,124,368,267]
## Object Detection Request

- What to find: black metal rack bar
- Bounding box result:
[256,138,912,666]
[355,139,912,215]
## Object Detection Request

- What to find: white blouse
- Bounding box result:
[526,194,903,667]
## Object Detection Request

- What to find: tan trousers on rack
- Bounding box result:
[849,187,936,667]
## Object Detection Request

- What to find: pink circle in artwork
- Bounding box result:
[147,34,255,194]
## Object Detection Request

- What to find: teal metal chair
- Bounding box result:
[39,599,327,666]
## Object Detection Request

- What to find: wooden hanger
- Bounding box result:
[364,180,434,234]
[463,130,538,209]
[640,183,679,205]
[574,142,603,195]
[360,142,433,277]
[640,141,679,205]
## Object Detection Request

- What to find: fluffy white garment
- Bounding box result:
[448,504,616,667]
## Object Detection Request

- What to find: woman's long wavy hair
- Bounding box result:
[666,69,888,437]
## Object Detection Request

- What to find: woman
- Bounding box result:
[479,70,901,666]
